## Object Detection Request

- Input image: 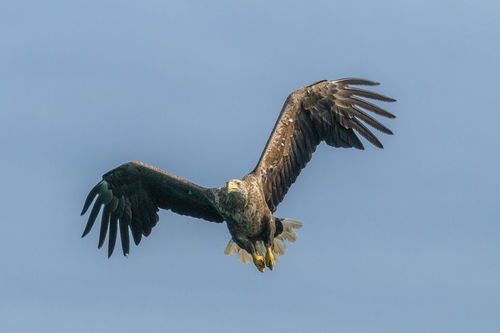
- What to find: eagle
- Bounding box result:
[81,78,395,272]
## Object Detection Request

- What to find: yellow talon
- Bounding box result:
[265,247,275,270]
[252,253,265,272]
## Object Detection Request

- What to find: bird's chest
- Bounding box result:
[228,203,258,224]
[224,203,264,237]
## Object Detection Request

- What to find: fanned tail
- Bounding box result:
[224,240,252,263]
[224,218,303,264]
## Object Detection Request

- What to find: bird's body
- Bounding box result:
[81,78,396,272]
[215,176,269,239]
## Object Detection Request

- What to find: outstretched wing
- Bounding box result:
[251,78,396,212]
[81,161,223,257]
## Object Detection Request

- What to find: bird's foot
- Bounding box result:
[265,247,275,270]
[252,253,265,272]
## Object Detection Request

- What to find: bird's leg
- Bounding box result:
[265,247,275,270]
[262,216,276,270]
[251,252,266,273]
[233,236,265,272]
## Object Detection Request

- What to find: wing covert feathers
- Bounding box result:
[252,78,396,212]
[81,161,223,257]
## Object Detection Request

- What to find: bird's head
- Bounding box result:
[225,179,248,204]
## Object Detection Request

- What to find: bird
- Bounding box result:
[80,78,396,272]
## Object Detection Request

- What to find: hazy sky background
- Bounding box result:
[1,0,499,332]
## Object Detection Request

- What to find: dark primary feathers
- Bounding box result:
[251,78,396,212]
[81,161,223,257]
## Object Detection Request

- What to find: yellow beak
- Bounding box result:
[227,181,238,193]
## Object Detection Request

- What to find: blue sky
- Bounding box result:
[1,0,499,332]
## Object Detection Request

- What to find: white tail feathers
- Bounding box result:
[224,240,252,263]
[277,218,303,243]
[224,218,303,264]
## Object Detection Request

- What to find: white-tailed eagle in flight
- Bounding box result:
[81,78,396,272]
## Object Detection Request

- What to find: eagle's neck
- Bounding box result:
[224,190,248,212]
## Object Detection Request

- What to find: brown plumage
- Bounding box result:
[252,78,395,212]
[81,78,396,271]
